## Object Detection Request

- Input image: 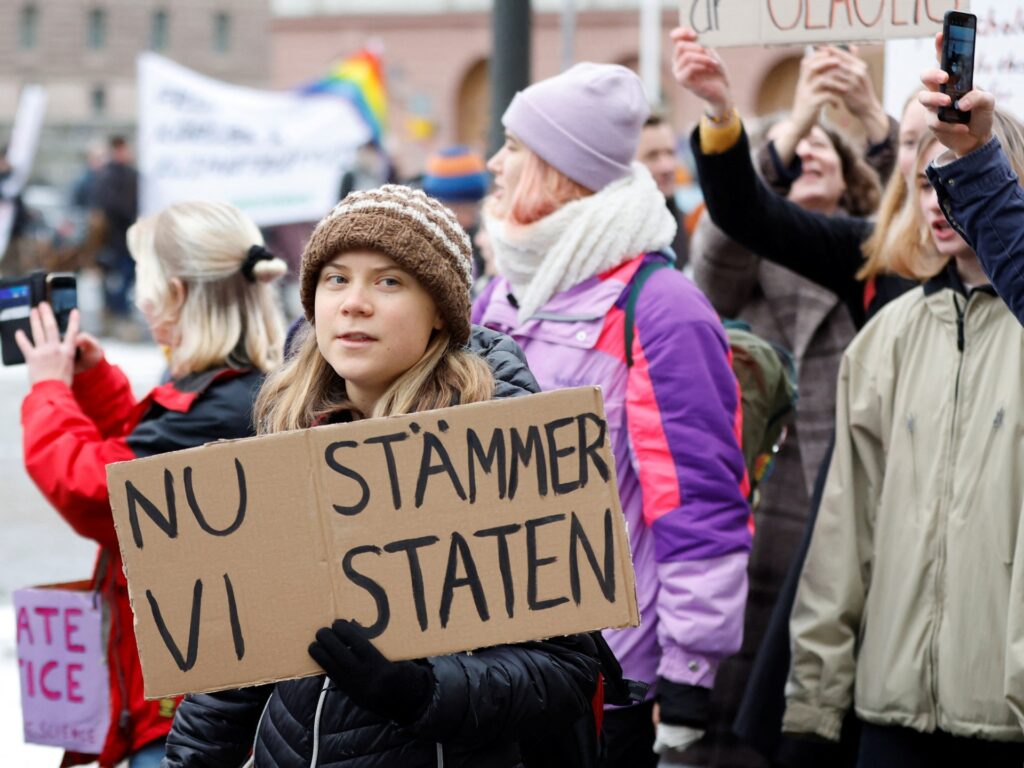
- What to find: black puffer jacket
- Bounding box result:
[163,636,599,767]
[162,328,601,767]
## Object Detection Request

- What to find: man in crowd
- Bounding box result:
[636,114,689,268]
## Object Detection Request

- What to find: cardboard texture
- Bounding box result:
[107,387,640,699]
[684,0,969,47]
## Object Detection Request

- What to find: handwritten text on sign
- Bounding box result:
[686,0,970,47]
[107,388,639,699]
[14,584,110,753]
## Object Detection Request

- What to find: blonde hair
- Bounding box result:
[858,160,937,280]
[869,108,1024,282]
[254,324,495,434]
[497,148,593,226]
[127,201,287,377]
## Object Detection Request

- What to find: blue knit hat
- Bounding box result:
[422,146,488,203]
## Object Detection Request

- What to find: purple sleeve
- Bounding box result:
[626,271,751,685]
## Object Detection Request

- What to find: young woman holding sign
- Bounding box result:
[17,201,288,767]
[161,185,603,768]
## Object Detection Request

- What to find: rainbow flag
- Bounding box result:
[301,48,387,144]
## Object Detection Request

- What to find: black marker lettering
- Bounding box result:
[509,425,548,499]
[126,469,178,549]
[325,441,370,516]
[467,428,507,502]
[415,431,467,507]
[223,573,245,660]
[383,536,440,631]
[526,514,569,611]
[569,510,616,605]
[577,412,610,486]
[364,431,409,510]
[439,532,490,627]
[545,416,580,495]
[183,459,247,537]
[341,545,390,637]
[474,523,522,618]
[147,579,202,671]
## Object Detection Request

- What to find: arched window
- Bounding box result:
[151,9,169,51]
[87,7,107,50]
[213,12,231,53]
[19,4,38,50]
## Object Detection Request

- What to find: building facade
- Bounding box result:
[0,0,270,188]
[271,0,884,177]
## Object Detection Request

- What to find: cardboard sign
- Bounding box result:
[885,0,1022,120]
[685,0,970,47]
[138,53,371,226]
[107,388,640,699]
[0,84,47,255]
[14,582,110,753]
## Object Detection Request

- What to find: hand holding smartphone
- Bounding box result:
[938,10,977,124]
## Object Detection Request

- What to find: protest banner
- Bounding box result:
[14,582,109,753]
[107,388,640,699]
[685,0,969,47]
[137,53,372,227]
[884,0,1022,120]
[0,84,47,256]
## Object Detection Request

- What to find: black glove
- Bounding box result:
[308,619,433,724]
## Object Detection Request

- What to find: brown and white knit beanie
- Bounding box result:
[300,184,474,346]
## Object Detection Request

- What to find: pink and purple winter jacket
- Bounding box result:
[474,252,751,697]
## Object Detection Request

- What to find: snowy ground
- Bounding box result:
[0,339,165,766]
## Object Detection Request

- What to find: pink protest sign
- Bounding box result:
[13,581,110,754]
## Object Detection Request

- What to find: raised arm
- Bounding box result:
[672,27,873,326]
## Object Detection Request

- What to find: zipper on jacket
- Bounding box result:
[436,742,445,767]
[309,678,330,768]
[928,292,970,727]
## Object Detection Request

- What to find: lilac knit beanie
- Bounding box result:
[502,62,649,192]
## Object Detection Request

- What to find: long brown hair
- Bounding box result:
[254,323,495,434]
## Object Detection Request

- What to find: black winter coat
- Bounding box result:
[162,329,602,768]
[692,128,915,328]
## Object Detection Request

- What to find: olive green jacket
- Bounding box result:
[784,267,1024,742]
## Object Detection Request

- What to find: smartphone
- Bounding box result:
[0,281,32,366]
[0,272,77,366]
[46,272,77,335]
[938,10,977,124]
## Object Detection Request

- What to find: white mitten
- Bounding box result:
[653,722,704,754]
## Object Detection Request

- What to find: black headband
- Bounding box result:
[241,244,274,283]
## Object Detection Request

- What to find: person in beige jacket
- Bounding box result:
[784,110,1024,766]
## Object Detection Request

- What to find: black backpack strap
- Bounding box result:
[624,259,670,369]
[589,631,650,706]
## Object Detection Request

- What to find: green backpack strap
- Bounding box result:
[624,259,670,368]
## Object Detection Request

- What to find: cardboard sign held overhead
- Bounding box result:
[107,388,640,699]
[685,0,970,47]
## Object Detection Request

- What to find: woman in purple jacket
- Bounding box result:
[472,62,751,766]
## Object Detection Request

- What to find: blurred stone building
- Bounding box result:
[271,0,884,177]
[0,0,270,189]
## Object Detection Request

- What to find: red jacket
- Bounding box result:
[21,358,263,767]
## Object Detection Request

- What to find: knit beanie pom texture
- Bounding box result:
[300,185,474,346]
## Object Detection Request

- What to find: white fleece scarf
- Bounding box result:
[486,162,677,323]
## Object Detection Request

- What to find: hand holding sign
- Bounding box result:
[670,27,734,119]
[309,620,433,724]
[920,33,995,159]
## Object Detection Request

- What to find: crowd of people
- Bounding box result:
[9,23,1024,768]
